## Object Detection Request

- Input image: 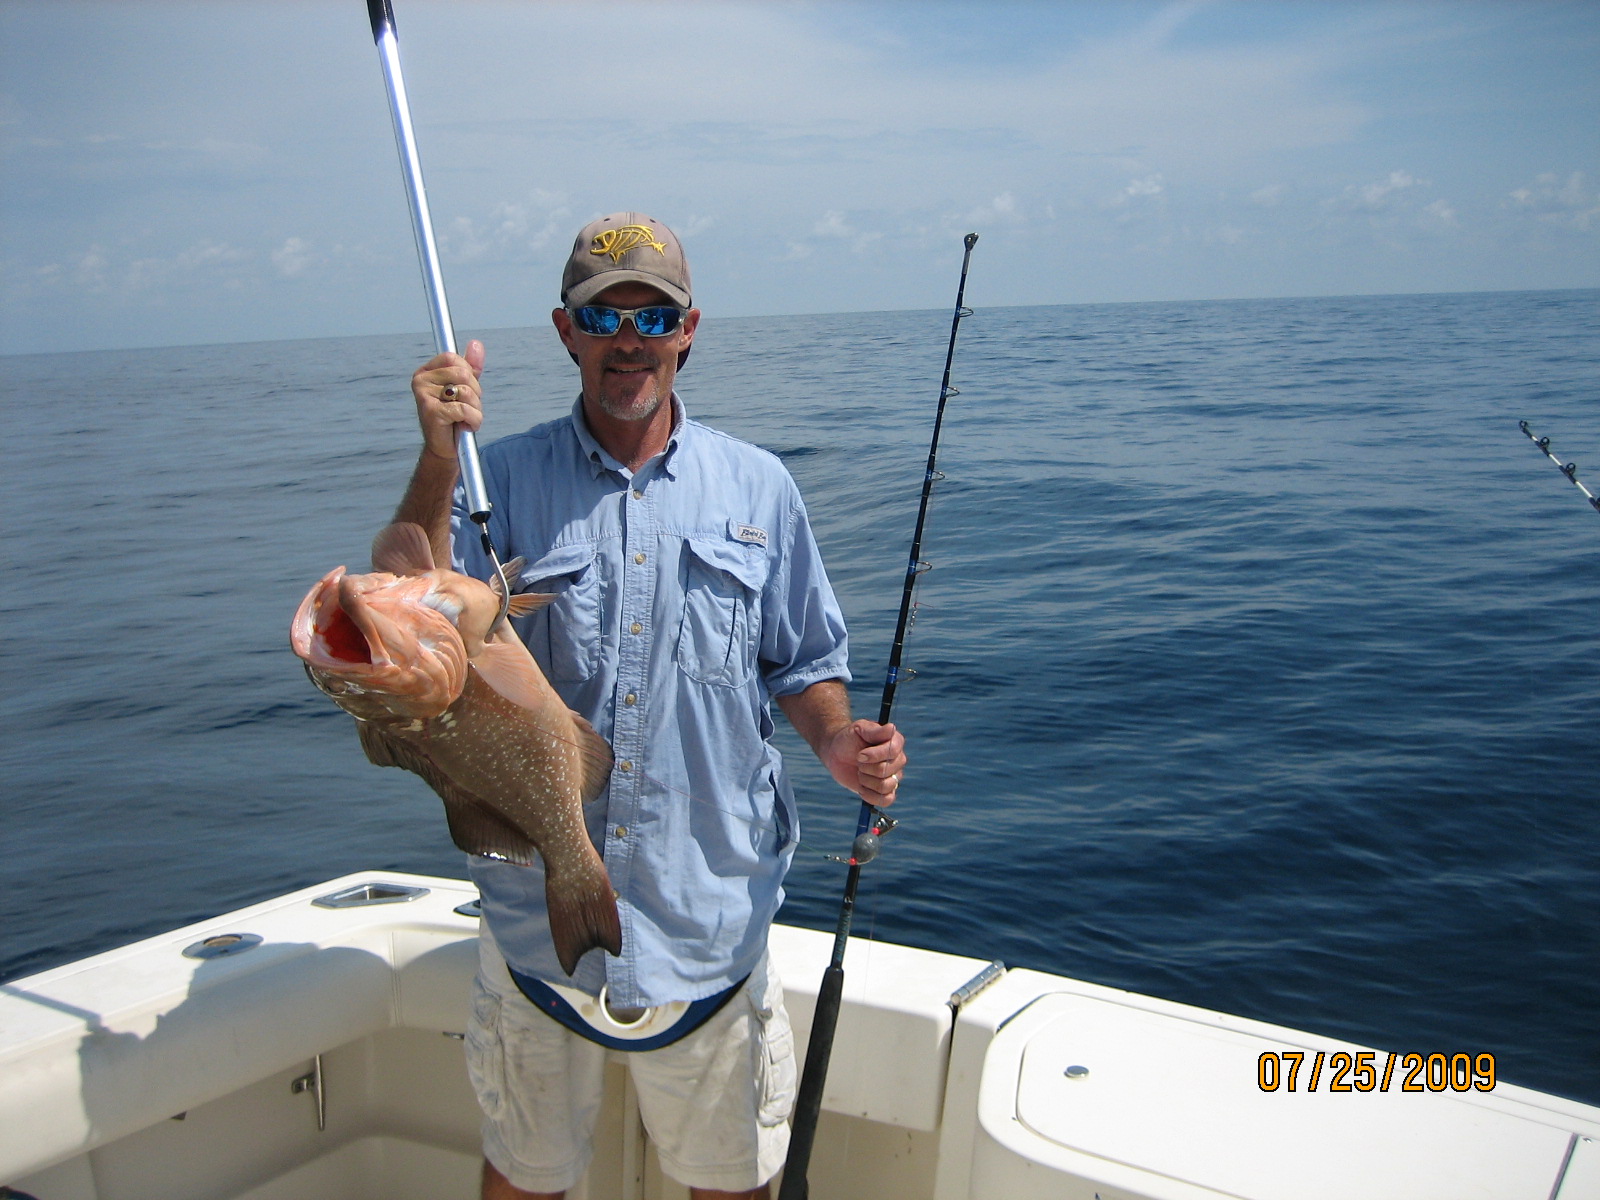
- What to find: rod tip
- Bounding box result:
[964,232,979,248]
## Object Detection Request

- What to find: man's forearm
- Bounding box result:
[776,679,854,758]
[778,677,906,804]
[393,448,457,569]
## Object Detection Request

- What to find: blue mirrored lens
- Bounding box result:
[573,306,621,335]
[633,307,682,336]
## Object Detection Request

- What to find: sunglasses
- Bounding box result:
[567,305,688,338]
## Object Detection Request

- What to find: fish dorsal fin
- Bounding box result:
[569,712,614,804]
[371,522,436,574]
[473,637,556,710]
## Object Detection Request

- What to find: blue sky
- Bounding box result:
[1,0,1596,355]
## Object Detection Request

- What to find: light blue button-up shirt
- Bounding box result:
[451,396,850,1007]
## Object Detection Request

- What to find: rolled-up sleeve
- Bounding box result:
[759,495,850,697]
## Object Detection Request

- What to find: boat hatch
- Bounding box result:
[981,992,1579,1200]
[311,881,430,908]
[453,898,482,918]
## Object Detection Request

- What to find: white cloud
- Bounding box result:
[443,191,571,264]
[73,246,110,292]
[677,214,716,240]
[1423,198,1459,227]
[1346,170,1423,210]
[814,211,854,239]
[1508,172,1599,232]
[271,237,312,277]
[17,239,256,301]
[809,210,882,254]
[1105,175,1168,218]
[961,192,1021,226]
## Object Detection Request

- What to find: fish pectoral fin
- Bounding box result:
[469,647,616,800]
[488,558,555,627]
[371,522,436,574]
[355,721,538,865]
[356,718,415,770]
[545,854,623,975]
[570,713,615,804]
[473,639,554,708]
[504,592,557,619]
[492,556,526,597]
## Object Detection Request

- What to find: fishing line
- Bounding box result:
[779,232,980,1200]
[1519,421,1600,515]
[367,0,511,624]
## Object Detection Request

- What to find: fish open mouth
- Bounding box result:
[291,563,470,720]
[319,603,373,664]
[292,567,381,670]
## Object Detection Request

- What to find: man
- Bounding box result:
[395,213,906,1200]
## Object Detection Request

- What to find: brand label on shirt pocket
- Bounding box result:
[677,534,768,688]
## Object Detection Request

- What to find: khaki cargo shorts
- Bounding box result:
[466,924,797,1194]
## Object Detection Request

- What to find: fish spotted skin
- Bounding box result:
[291,522,619,975]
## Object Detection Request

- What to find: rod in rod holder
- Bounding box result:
[1520,420,1600,515]
[778,232,980,1200]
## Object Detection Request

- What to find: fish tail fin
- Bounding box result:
[546,853,623,976]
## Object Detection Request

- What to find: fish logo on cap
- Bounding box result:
[591,225,667,263]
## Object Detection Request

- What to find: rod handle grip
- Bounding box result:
[778,964,844,1199]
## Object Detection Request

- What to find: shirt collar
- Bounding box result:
[568,393,687,481]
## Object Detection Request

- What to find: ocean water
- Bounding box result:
[3,290,1597,1107]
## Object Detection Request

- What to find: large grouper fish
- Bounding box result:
[290,522,620,974]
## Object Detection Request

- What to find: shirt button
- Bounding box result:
[630,621,643,635]
[632,489,643,500]
[624,693,637,706]
[616,826,628,838]
[634,552,647,565]
[619,760,633,772]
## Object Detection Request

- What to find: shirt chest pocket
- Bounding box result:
[677,535,769,688]
[515,545,601,683]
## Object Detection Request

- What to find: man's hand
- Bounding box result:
[410,339,486,461]
[819,718,906,806]
[777,681,908,806]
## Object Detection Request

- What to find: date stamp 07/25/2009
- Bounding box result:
[1258,1051,1497,1094]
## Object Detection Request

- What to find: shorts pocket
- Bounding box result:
[516,546,601,683]
[750,969,797,1128]
[677,535,767,688]
[465,978,508,1121]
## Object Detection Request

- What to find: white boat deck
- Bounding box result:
[2,872,1596,1199]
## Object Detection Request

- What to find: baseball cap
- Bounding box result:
[561,213,692,309]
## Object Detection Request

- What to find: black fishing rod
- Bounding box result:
[779,232,979,1200]
[366,0,511,612]
[1520,421,1600,515]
